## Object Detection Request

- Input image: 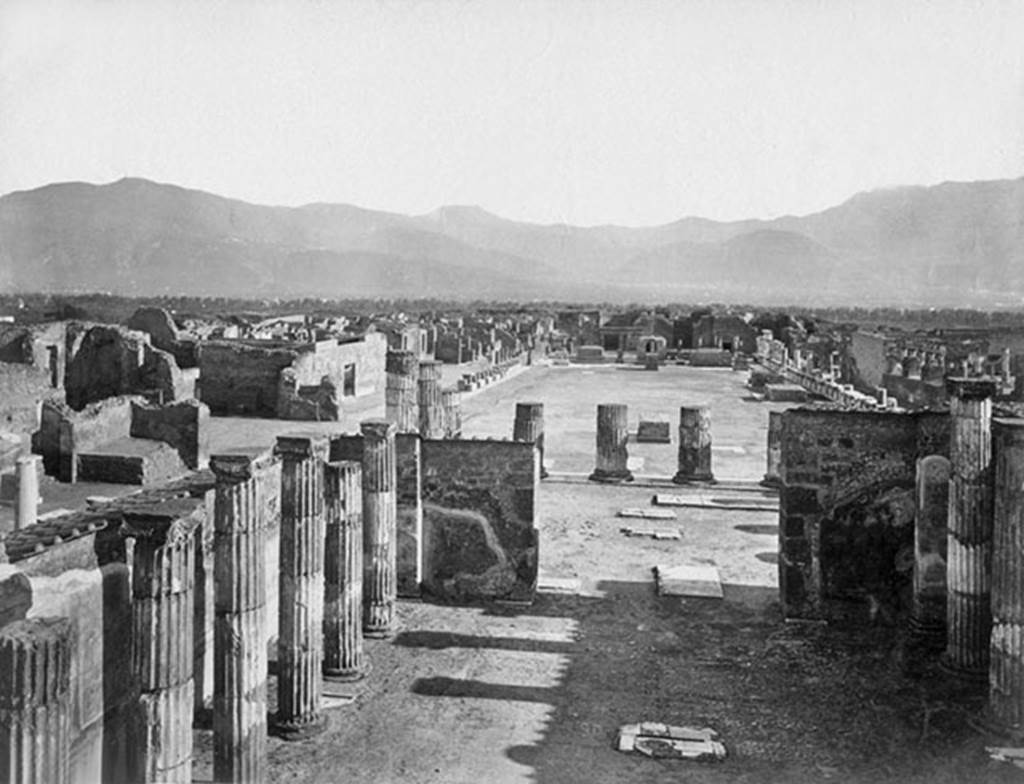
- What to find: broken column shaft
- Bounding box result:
[945,378,997,679]
[362,419,398,637]
[273,434,329,739]
[762,411,782,487]
[417,361,444,439]
[674,406,714,483]
[385,350,419,433]
[125,500,201,783]
[911,455,951,648]
[514,403,548,479]
[991,418,1024,732]
[211,448,272,784]
[14,455,40,530]
[589,404,633,483]
[323,460,366,680]
[441,389,462,439]
[0,617,73,784]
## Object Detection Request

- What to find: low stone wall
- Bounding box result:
[779,408,950,622]
[420,439,538,603]
[36,396,141,481]
[130,398,210,468]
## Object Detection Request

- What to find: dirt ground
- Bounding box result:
[191,362,1023,783]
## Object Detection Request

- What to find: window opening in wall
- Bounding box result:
[343,363,356,396]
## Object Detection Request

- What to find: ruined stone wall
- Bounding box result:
[290,333,386,398]
[130,399,210,469]
[882,373,949,409]
[848,330,888,391]
[197,341,299,416]
[779,408,950,622]
[420,439,538,603]
[0,362,55,432]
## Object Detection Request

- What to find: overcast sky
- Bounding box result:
[1,0,1022,226]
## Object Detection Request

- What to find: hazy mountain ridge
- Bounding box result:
[1,175,1022,305]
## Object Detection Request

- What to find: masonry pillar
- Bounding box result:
[944,378,997,680]
[273,434,329,739]
[441,389,462,439]
[385,350,419,433]
[910,455,951,649]
[589,404,632,483]
[514,403,548,479]
[674,406,714,483]
[418,361,444,439]
[762,411,782,487]
[362,419,398,637]
[211,447,272,783]
[323,460,367,680]
[990,418,1024,733]
[124,500,201,783]
[14,455,40,530]
[0,617,72,784]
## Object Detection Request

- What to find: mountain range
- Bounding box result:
[1,175,1022,306]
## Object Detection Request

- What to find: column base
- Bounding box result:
[271,712,329,741]
[967,706,1024,742]
[939,654,989,685]
[760,475,781,488]
[588,469,633,484]
[908,617,946,650]
[363,627,395,639]
[672,472,715,485]
[323,661,371,683]
[540,468,550,479]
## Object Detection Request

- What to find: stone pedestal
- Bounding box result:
[361,420,398,638]
[762,411,782,487]
[910,455,951,648]
[14,455,40,530]
[323,460,367,681]
[441,389,462,439]
[418,361,444,439]
[990,418,1024,733]
[273,434,328,740]
[0,617,73,784]
[944,378,996,680]
[513,403,548,479]
[385,350,419,433]
[123,499,201,783]
[211,448,273,783]
[589,404,633,483]
[674,406,714,483]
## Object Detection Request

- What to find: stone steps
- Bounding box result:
[77,437,189,485]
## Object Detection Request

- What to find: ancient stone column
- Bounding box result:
[762,411,782,487]
[211,447,272,783]
[0,617,73,784]
[990,418,1024,732]
[417,361,444,439]
[273,434,329,739]
[14,455,40,530]
[441,389,462,439]
[385,350,419,433]
[124,499,201,783]
[910,455,951,649]
[944,378,997,679]
[362,419,398,637]
[514,403,548,479]
[674,406,714,484]
[589,404,633,483]
[323,460,367,681]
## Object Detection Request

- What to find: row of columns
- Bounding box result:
[385,351,461,439]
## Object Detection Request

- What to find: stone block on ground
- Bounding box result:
[764,383,809,403]
[77,437,189,485]
[621,527,683,540]
[654,563,723,598]
[617,508,676,520]
[636,421,671,443]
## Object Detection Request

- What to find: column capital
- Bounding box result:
[120,498,204,544]
[275,433,330,461]
[210,446,275,483]
[360,419,397,440]
[386,349,419,375]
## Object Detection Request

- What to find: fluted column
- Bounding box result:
[911,455,951,648]
[273,434,328,739]
[0,617,72,784]
[417,361,444,439]
[674,406,714,483]
[990,418,1024,732]
[589,404,633,483]
[762,411,782,487]
[123,499,201,783]
[323,460,367,680]
[386,350,419,433]
[361,419,398,637]
[945,378,996,680]
[211,447,272,784]
[514,403,548,479]
[441,389,462,439]
[14,455,40,530]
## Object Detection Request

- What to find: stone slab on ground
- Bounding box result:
[621,527,683,541]
[537,575,582,594]
[654,563,724,598]
[617,507,676,520]
[652,493,778,512]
